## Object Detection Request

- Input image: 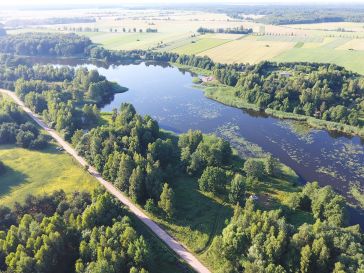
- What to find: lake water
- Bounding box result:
[35,58,364,226]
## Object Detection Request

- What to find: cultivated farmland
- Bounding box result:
[3,9,364,74]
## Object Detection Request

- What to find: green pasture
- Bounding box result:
[0,144,98,206]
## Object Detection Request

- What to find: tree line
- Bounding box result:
[219,5,364,25]
[227,61,363,126]
[0,33,92,57]
[197,26,253,34]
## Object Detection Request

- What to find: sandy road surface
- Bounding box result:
[0,89,211,273]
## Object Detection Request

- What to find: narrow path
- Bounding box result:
[0,89,211,273]
[195,208,222,255]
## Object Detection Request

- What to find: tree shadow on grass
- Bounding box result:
[0,143,64,156]
[0,165,28,198]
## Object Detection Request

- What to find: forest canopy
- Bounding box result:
[0,190,154,273]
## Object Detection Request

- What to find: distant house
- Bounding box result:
[279,71,292,78]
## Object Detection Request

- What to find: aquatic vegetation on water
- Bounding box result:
[277,120,316,144]
[215,123,267,159]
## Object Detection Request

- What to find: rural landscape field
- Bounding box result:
[5,7,364,73]
[0,1,363,273]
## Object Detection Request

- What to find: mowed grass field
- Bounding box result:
[273,45,364,74]
[0,144,98,206]
[198,36,295,64]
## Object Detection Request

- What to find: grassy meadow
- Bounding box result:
[0,144,98,206]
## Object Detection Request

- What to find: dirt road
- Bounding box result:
[0,89,211,273]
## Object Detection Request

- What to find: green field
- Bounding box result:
[273,47,364,74]
[0,144,98,206]
[172,38,231,55]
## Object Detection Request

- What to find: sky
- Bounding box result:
[1,0,364,6]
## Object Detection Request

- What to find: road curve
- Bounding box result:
[0,89,211,273]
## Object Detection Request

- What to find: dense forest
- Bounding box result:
[0,33,92,57]
[217,61,364,127]
[0,190,156,273]
[200,4,364,24]
[254,9,364,25]
[0,96,48,149]
[210,187,364,273]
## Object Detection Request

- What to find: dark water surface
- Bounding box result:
[36,58,364,226]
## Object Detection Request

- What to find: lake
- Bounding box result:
[35,58,364,226]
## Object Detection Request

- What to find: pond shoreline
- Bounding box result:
[173,63,364,139]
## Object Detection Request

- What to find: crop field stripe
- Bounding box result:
[257,34,323,43]
[321,38,352,49]
[172,38,233,55]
